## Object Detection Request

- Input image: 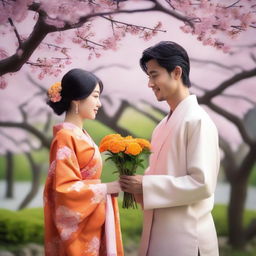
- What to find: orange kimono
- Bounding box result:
[43,122,123,256]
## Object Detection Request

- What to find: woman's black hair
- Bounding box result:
[47,68,103,115]
[140,41,191,87]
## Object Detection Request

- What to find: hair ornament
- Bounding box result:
[48,82,62,102]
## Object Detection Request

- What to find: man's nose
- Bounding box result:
[148,79,154,88]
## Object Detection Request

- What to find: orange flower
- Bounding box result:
[48,82,62,102]
[99,134,151,155]
[99,134,122,145]
[99,141,110,153]
[108,139,126,154]
[125,142,142,156]
[99,135,126,154]
[136,138,151,150]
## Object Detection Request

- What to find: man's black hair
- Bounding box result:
[140,41,191,87]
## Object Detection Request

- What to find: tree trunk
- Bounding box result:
[228,176,248,248]
[5,151,14,198]
[18,152,42,210]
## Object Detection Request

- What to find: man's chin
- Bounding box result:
[156,96,165,102]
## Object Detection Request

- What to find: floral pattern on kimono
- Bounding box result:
[84,236,100,256]
[55,205,82,241]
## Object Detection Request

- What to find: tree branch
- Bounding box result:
[8,18,22,47]
[0,0,196,77]
[190,57,244,72]
[221,93,256,106]
[245,218,256,242]
[152,0,194,27]
[199,67,256,103]
[0,15,52,76]
[219,135,237,182]
[0,121,51,148]
[237,146,256,180]
[202,101,253,146]
[101,15,167,33]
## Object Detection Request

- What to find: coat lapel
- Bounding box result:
[150,95,198,173]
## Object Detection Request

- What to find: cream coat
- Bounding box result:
[137,95,220,256]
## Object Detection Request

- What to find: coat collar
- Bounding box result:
[150,95,198,168]
[53,122,80,136]
[53,122,95,146]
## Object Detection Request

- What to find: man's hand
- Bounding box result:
[119,175,143,194]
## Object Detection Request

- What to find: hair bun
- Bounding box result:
[47,98,70,116]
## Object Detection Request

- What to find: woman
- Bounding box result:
[44,68,123,256]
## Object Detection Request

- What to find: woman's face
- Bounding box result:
[78,84,102,120]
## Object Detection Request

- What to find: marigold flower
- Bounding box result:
[125,142,142,156]
[48,82,62,102]
[99,134,122,145]
[108,139,126,154]
[98,133,151,209]
[136,138,151,150]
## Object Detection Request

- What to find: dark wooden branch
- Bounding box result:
[0,121,51,148]
[202,101,253,146]
[245,218,256,242]
[5,151,14,199]
[8,18,22,47]
[190,57,244,72]
[0,15,52,75]
[18,151,42,210]
[199,67,256,103]
[152,0,194,27]
[0,1,195,77]
[221,93,256,106]
[101,15,167,33]
[91,64,129,73]
[237,146,256,180]
[141,99,167,115]
[219,135,237,182]
[131,104,160,123]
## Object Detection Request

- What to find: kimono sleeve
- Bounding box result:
[142,118,220,210]
[50,131,107,240]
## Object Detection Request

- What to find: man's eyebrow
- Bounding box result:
[148,70,158,74]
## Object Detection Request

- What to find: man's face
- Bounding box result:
[146,59,179,102]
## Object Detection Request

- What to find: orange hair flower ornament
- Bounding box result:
[48,82,62,102]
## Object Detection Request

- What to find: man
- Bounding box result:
[120,41,220,256]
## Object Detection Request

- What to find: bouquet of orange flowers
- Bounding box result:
[99,134,151,209]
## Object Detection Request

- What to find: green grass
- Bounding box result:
[118,107,156,139]
[249,165,256,187]
[0,204,255,255]
[212,205,256,237]
[0,149,49,183]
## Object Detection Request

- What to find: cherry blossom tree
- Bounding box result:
[1,0,256,88]
[1,0,256,249]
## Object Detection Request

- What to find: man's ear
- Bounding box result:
[173,66,182,80]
